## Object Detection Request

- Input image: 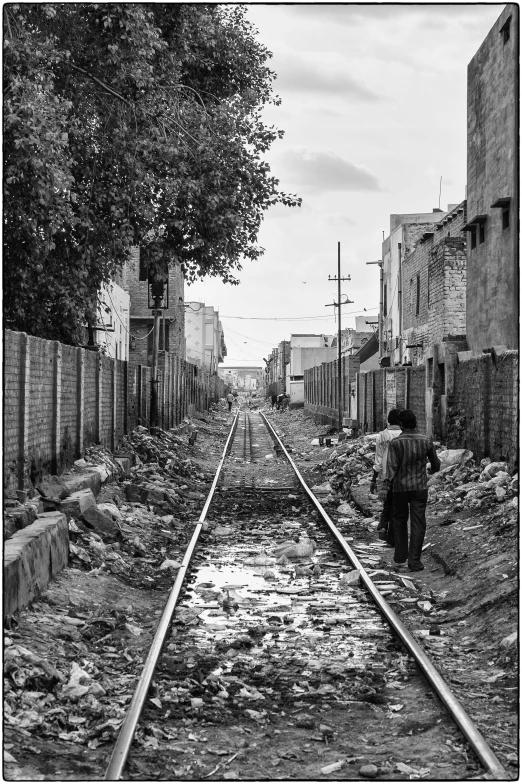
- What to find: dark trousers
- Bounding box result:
[392,489,428,565]
[378,489,395,546]
[228,401,232,412]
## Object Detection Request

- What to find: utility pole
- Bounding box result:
[325,242,352,430]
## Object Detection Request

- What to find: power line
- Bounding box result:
[219,307,378,322]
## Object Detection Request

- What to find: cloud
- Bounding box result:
[277,150,382,193]
[326,213,356,228]
[291,4,502,29]
[273,51,381,101]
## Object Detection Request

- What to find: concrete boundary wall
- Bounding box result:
[303,350,517,467]
[303,356,360,426]
[4,329,225,494]
[446,350,518,466]
[356,366,427,434]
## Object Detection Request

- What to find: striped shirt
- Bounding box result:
[373,425,402,477]
[382,431,440,492]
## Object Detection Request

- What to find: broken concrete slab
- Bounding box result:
[80,506,120,542]
[36,475,70,501]
[60,489,97,520]
[4,497,44,540]
[114,457,132,477]
[62,472,102,498]
[123,482,165,505]
[4,512,69,618]
[97,502,123,522]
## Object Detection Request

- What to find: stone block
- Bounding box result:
[81,506,120,542]
[60,489,97,520]
[36,475,70,501]
[4,512,68,618]
[4,506,38,539]
[114,457,132,477]
[62,472,102,498]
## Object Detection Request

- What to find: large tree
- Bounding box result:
[4,4,300,344]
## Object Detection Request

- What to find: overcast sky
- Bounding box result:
[186,2,505,367]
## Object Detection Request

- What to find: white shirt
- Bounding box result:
[373,425,402,477]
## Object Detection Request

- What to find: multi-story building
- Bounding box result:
[124,247,185,367]
[402,200,468,368]
[265,341,290,397]
[288,334,336,407]
[185,302,226,374]
[381,208,458,366]
[340,316,375,358]
[218,366,263,391]
[219,368,239,390]
[92,271,130,361]
[464,4,518,354]
[399,201,468,438]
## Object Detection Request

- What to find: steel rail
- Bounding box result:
[260,412,507,780]
[104,410,240,781]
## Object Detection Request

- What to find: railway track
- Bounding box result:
[105,409,507,781]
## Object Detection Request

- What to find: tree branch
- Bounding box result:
[68,63,130,105]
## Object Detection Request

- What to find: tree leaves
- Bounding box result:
[4,4,300,344]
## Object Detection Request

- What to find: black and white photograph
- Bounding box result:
[3,2,518,781]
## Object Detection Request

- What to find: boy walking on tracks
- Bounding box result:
[378,409,440,572]
[370,409,402,546]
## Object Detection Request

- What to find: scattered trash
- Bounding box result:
[321,760,344,774]
[340,570,361,587]
[159,559,181,570]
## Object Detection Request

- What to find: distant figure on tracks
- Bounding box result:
[378,409,440,572]
[271,393,277,409]
[370,408,402,546]
[226,392,234,413]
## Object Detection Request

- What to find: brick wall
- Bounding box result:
[4,329,225,495]
[403,202,467,366]
[447,350,518,466]
[59,345,79,472]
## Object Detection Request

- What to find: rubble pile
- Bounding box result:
[427,454,518,522]
[4,411,232,771]
[309,432,518,527]
[314,433,379,500]
[65,423,221,585]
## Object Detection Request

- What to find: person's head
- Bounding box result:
[387,408,401,426]
[397,409,417,430]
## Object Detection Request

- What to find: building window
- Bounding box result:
[501,16,511,44]
[502,206,510,230]
[416,274,421,316]
[479,223,485,244]
[427,357,434,387]
[470,228,477,250]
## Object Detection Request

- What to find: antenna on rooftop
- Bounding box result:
[438,176,442,210]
